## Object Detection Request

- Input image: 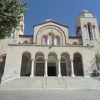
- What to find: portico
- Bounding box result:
[22,51,84,78]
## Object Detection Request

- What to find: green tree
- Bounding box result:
[0,0,26,39]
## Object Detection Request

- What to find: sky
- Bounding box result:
[24,0,100,36]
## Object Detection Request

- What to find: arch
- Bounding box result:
[92,25,96,39]
[48,52,57,76]
[35,52,44,76]
[48,33,54,45]
[73,53,84,76]
[48,52,57,63]
[42,33,61,45]
[35,52,44,58]
[54,35,60,45]
[35,25,67,45]
[87,23,93,40]
[84,25,89,39]
[20,51,31,77]
[61,53,71,76]
[42,35,47,45]
[0,54,6,78]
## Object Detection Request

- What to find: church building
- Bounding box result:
[0,10,100,83]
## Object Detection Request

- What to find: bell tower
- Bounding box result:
[76,10,100,46]
[11,14,24,38]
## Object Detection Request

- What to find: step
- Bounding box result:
[0,77,100,90]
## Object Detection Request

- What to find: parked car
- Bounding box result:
[91,69,100,77]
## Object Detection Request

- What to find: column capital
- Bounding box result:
[44,59,48,61]
[57,59,61,62]
[70,59,74,61]
[31,59,35,61]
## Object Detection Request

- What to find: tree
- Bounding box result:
[0,0,26,39]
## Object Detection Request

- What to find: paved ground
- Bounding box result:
[0,89,100,100]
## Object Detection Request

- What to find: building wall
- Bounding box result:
[19,37,33,44]
[0,11,100,83]
[2,44,96,82]
[34,21,68,45]
[0,38,17,56]
[68,38,82,45]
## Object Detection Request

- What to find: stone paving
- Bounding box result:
[0,90,100,100]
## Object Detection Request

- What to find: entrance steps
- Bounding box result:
[0,77,100,90]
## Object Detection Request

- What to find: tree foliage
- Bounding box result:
[0,0,26,39]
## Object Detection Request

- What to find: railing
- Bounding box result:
[41,77,47,88]
[63,77,66,89]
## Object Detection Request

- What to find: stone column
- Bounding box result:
[71,59,75,77]
[58,59,61,77]
[44,59,48,77]
[30,59,35,77]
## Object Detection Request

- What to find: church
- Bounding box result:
[0,10,100,83]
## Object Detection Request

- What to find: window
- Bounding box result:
[87,23,93,40]
[42,36,47,45]
[42,34,60,45]
[48,34,54,45]
[84,25,89,39]
[84,23,96,40]
[92,25,96,39]
[54,36,60,45]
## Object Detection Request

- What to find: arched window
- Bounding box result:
[87,23,93,40]
[84,25,89,39]
[47,33,54,45]
[54,36,60,45]
[42,36,47,45]
[35,52,44,76]
[0,55,6,76]
[20,52,31,76]
[0,55,6,83]
[73,53,84,76]
[92,25,96,39]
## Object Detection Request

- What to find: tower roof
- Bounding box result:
[77,10,94,18]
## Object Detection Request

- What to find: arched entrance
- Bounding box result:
[35,52,44,76]
[73,53,84,76]
[48,53,57,76]
[61,53,71,76]
[20,52,31,77]
[0,54,6,83]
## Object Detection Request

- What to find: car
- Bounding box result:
[91,69,100,77]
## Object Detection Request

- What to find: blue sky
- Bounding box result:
[24,0,100,36]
